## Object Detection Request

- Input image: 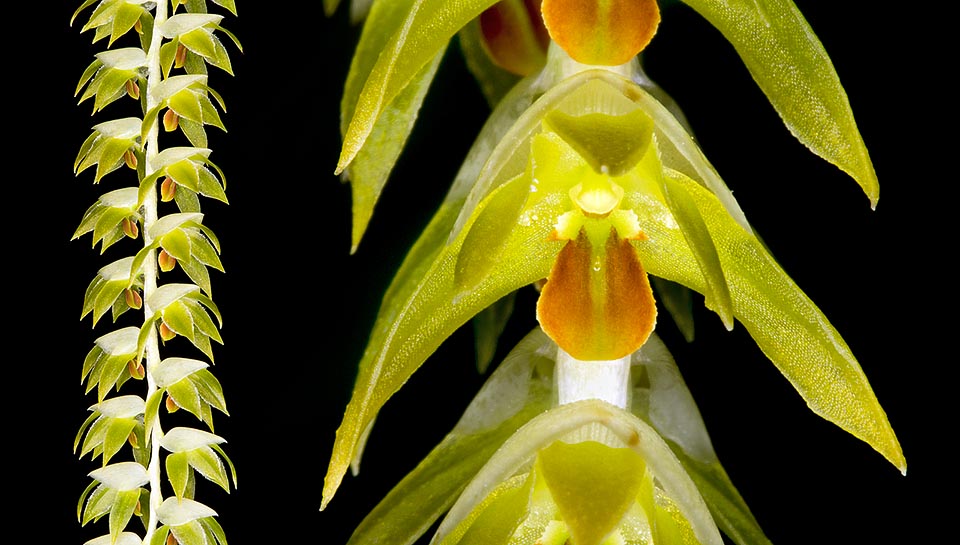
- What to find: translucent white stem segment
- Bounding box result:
[555,348,631,409]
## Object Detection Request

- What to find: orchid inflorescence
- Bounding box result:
[323,1,905,545]
[70,2,240,545]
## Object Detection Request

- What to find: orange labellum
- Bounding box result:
[537,227,657,360]
[541,0,661,66]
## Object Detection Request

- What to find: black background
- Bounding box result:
[21,1,943,543]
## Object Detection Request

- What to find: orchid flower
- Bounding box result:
[322,0,905,543]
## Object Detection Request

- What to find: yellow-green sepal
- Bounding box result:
[321,171,563,510]
[336,0,500,176]
[339,0,447,251]
[345,329,554,545]
[656,168,905,473]
[653,168,734,330]
[678,0,879,206]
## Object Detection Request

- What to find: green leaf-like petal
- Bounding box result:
[678,0,879,206]
[654,169,733,330]
[186,446,230,492]
[336,0,499,175]
[472,291,516,373]
[161,228,192,261]
[162,301,196,340]
[340,0,446,250]
[109,489,141,543]
[322,172,561,509]
[660,168,904,472]
[346,328,553,545]
[170,380,204,422]
[166,451,191,500]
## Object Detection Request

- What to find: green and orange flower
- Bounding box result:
[322,0,903,541]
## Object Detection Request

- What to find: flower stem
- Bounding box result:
[142,1,168,542]
[555,348,631,409]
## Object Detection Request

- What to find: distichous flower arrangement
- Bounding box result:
[68,2,240,544]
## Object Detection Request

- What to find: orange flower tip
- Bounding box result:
[125,79,140,100]
[167,530,180,545]
[163,109,180,132]
[124,288,143,310]
[541,0,660,66]
[480,0,549,76]
[175,44,188,69]
[128,431,140,449]
[161,177,178,202]
[159,321,177,342]
[123,149,137,170]
[165,394,180,413]
[537,229,657,360]
[127,358,145,380]
[121,217,139,239]
[158,250,177,272]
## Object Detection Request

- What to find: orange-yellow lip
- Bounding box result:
[537,227,657,360]
[541,0,661,66]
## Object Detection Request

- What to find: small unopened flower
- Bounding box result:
[158,250,177,272]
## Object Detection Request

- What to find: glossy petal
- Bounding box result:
[537,229,657,360]
[541,0,660,65]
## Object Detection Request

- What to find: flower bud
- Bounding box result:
[479,0,550,76]
[125,79,140,100]
[175,44,188,69]
[123,149,137,170]
[158,250,177,272]
[125,288,143,310]
[121,217,139,239]
[163,109,179,132]
[161,177,177,202]
[165,394,180,414]
[127,358,145,380]
[159,321,177,341]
